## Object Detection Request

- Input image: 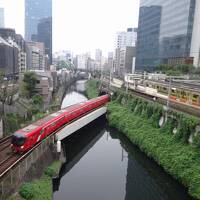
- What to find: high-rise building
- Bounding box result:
[136,0,197,71]
[0,8,5,28]
[25,0,52,41]
[190,0,200,68]
[0,37,19,76]
[95,49,102,71]
[116,28,137,49]
[107,52,114,71]
[37,17,52,64]
[114,28,137,75]
[76,54,90,70]
[0,28,28,74]
[118,47,136,76]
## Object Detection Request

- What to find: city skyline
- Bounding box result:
[0,0,140,55]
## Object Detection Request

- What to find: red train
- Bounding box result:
[11,95,110,153]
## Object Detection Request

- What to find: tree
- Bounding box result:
[22,71,37,98]
[57,60,75,71]
[155,64,195,75]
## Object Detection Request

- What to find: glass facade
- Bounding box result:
[136,0,195,71]
[25,0,52,41]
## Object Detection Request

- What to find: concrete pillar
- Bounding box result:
[57,141,61,153]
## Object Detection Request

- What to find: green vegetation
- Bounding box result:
[4,95,46,135]
[86,79,100,99]
[107,91,200,199]
[155,64,196,75]
[4,113,23,134]
[56,60,75,71]
[21,71,38,98]
[9,161,61,200]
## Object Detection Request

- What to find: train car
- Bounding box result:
[11,95,110,153]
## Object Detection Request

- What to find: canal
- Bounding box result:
[53,80,193,200]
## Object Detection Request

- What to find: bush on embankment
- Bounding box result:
[86,79,100,99]
[8,161,61,200]
[107,91,200,199]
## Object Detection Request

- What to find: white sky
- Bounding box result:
[0,0,140,55]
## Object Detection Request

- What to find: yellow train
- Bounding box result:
[144,80,200,107]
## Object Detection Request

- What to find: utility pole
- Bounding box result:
[166,76,172,118]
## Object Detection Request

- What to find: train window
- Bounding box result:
[193,94,199,101]
[12,133,26,146]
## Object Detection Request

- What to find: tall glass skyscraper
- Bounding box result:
[25,0,52,41]
[25,0,52,63]
[136,0,196,71]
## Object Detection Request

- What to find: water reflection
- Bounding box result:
[61,80,88,109]
[76,80,87,93]
[53,118,193,200]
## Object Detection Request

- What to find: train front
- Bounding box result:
[11,132,27,153]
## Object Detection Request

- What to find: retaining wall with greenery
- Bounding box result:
[8,161,61,200]
[108,91,200,199]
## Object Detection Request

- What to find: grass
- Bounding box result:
[107,101,200,199]
[8,161,61,200]
[86,79,100,99]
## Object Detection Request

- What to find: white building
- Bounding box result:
[26,42,46,70]
[116,28,137,48]
[0,8,4,28]
[95,49,102,71]
[190,0,200,68]
[77,53,90,70]
[54,50,73,62]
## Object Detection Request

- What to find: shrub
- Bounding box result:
[107,102,200,199]
[19,183,35,200]
[193,132,200,149]
[86,79,100,99]
[175,117,198,143]
[44,166,55,177]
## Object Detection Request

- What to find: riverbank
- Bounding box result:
[85,79,200,198]
[107,91,200,199]
[85,79,100,99]
[8,161,61,200]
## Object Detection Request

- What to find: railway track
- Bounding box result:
[0,154,21,176]
[102,80,200,118]
[0,136,12,152]
[0,136,20,177]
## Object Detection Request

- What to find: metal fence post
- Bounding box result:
[10,170,13,185]
[1,181,3,198]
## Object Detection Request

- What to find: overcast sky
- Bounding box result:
[0,0,140,55]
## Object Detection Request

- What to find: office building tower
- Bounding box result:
[136,0,196,71]
[116,28,137,49]
[37,17,52,64]
[95,49,102,70]
[25,0,52,41]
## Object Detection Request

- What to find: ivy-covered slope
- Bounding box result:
[108,91,200,199]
